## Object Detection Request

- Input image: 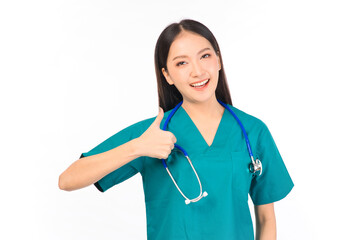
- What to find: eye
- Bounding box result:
[201,53,211,59]
[176,61,186,67]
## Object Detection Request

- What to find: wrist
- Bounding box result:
[129,137,143,158]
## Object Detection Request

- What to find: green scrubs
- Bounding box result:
[80,104,294,240]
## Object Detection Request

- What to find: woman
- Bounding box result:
[59,19,293,240]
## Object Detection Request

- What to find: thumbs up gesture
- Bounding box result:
[136,108,177,159]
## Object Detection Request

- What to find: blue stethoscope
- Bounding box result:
[161,99,262,204]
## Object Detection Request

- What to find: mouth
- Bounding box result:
[190,79,210,89]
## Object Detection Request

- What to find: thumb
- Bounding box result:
[151,107,164,129]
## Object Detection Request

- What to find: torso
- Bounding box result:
[191,115,223,147]
[181,101,225,147]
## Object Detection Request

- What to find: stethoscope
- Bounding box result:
[161,99,262,204]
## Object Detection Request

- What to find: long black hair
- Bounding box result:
[154,19,232,112]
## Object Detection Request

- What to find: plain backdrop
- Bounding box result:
[1,0,360,239]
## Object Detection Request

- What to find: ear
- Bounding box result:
[217,52,222,71]
[162,67,174,85]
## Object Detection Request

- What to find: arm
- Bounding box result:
[58,138,140,191]
[58,108,176,191]
[254,203,276,240]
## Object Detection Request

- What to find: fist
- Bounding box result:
[137,107,177,159]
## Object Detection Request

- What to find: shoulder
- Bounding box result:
[227,104,268,132]
[131,109,174,131]
[227,105,276,152]
[83,116,163,157]
[115,117,155,137]
[112,109,174,137]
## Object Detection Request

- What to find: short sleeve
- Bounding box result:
[249,122,294,205]
[79,120,149,193]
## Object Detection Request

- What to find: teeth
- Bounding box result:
[191,79,209,87]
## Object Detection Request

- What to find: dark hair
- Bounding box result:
[154,19,232,112]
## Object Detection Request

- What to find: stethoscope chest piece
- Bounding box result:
[249,158,262,175]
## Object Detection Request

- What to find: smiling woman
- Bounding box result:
[59,19,293,240]
[154,20,232,113]
[162,32,221,103]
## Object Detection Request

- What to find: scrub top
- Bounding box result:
[80,104,294,240]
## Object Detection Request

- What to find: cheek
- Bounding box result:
[205,59,219,72]
[207,61,220,86]
[171,69,191,85]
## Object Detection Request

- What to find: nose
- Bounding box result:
[190,60,204,78]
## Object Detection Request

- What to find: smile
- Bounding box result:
[190,79,209,88]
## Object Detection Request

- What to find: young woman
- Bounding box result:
[59,19,293,240]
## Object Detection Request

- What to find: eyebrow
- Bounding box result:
[172,47,211,61]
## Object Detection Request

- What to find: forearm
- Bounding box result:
[255,217,276,240]
[59,138,141,191]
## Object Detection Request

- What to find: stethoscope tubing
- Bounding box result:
[160,99,262,204]
[161,100,254,164]
[217,100,254,159]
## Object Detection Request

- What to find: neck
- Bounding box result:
[182,96,224,120]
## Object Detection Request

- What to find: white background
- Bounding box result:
[1,0,360,239]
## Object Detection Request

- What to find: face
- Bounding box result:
[162,31,221,105]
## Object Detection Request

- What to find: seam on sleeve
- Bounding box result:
[94,182,105,192]
[252,182,294,205]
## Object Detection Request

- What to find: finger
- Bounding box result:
[172,134,177,144]
[166,132,177,144]
[151,107,164,128]
[160,151,169,160]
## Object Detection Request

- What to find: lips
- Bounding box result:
[190,79,209,88]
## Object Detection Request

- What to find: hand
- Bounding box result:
[136,107,177,159]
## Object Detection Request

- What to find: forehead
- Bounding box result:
[168,31,214,57]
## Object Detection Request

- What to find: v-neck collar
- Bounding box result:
[178,105,228,149]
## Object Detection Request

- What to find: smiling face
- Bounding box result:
[162,30,222,105]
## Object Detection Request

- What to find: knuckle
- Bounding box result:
[158,153,166,159]
[168,132,175,139]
